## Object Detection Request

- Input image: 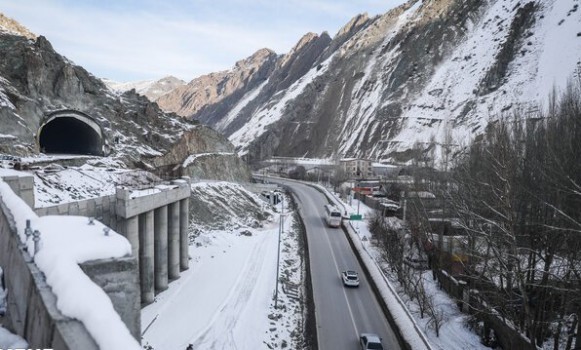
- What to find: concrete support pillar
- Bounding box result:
[139,211,154,305]
[124,216,139,267]
[167,202,180,280]
[154,206,168,292]
[179,198,190,271]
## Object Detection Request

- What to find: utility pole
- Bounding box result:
[274,194,283,308]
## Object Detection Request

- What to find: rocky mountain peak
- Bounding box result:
[291,32,330,57]
[0,13,36,40]
[277,31,331,70]
[234,48,277,70]
[336,13,371,37]
[155,48,278,118]
[165,0,580,166]
[158,75,185,85]
[295,32,320,50]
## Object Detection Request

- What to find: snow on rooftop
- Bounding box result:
[263,157,337,165]
[372,162,397,168]
[0,179,140,349]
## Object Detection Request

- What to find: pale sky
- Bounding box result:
[2,0,408,83]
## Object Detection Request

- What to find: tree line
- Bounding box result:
[369,78,581,349]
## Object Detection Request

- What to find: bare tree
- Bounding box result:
[449,80,581,348]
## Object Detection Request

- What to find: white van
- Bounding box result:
[324,204,342,228]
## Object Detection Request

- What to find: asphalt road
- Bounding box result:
[272,179,401,350]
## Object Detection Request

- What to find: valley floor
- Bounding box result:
[140,196,304,350]
[1,162,559,350]
[139,180,493,350]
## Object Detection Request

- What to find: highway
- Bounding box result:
[272,178,401,350]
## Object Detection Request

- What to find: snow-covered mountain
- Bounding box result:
[156,48,279,119]
[159,0,581,164]
[102,76,186,101]
[0,15,250,181]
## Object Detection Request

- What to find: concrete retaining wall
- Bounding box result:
[1,177,142,348]
[35,194,119,230]
[1,174,34,209]
[80,257,141,340]
[35,179,192,307]
[0,194,98,349]
[2,174,192,347]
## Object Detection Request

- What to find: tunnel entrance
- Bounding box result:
[38,111,104,156]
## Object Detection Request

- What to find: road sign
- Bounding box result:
[350,214,362,221]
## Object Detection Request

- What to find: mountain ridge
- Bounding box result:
[0,23,251,182]
[156,0,581,165]
[102,76,186,101]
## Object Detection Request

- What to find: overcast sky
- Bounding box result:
[2,0,407,83]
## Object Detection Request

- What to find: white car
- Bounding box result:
[341,270,360,287]
[360,333,383,350]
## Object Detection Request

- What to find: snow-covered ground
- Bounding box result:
[0,175,140,349]
[0,160,511,350]
[141,189,305,350]
[1,159,484,350]
[141,176,495,350]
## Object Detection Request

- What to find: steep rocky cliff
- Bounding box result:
[158,0,581,165]
[150,126,251,181]
[156,48,279,121]
[0,18,250,181]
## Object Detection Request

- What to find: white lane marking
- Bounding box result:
[320,212,360,338]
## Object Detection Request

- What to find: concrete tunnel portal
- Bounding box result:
[38,111,105,156]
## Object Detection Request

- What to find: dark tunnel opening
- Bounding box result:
[39,117,103,156]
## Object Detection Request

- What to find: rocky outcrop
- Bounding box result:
[182,153,251,182]
[0,13,36,40]
[149,126,251,181]
[0,24,250,182]
[150,125,233,167]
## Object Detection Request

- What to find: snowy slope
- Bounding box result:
[102,76,186,101]
[229,53,336,150]
[389,0,581,154]
[340,0,581,161]
[193,0,581,164]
